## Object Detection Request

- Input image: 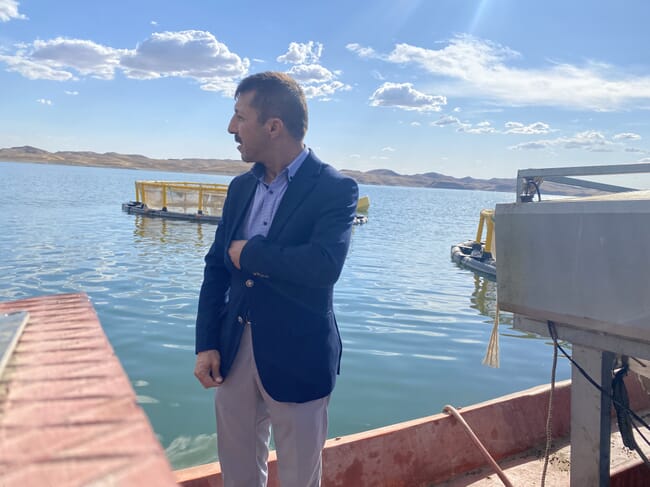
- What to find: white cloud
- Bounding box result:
[0,54,75,80]
[431,115,461,127]
[357,35,650,111]
[510,141,550,150]
[613,132,641,140]
[0,0,26,22]
[639,157,650,162]
[510,130,616,152]
[381,146,396,152]
[563,130,609,150]
[150,20,158,26]
[457,121,496,134]
[301,80,350,100]
[36,98,52,105]
[345,43,377,59]
[277,41,323,65]
[504,121,552,135]
[287,63,334,83]
[410,121,421,127]
[1,37,122,80]
[386,36,518,78]
[0,30,249,95]
[273,42,349,100]
[625,147,647,153]
[369,82,446,112]
[121,30,249,93]
[434,116,550,136]
[198,79,239,94]
[64,90,79,95]
[31,38,123,79]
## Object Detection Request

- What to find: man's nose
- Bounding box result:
[227,117,236,134]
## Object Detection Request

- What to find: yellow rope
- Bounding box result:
[482,304,500,368]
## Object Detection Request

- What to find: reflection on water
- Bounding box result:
[469,273,512,326]
[469,273,497,319]
[469,272,563,345]
[132,215,212,248]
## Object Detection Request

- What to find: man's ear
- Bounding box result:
[267,118,284,138]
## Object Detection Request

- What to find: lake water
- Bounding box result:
[0,161,570,470]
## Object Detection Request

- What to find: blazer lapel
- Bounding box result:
[227,171,257,242]
[266,153,321,240]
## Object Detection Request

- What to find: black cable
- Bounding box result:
[520,178,542,202]
[529,179,542,201]
[547,321,650,445]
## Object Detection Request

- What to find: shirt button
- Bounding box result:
[237,316,244,324]
[245,279,254,288]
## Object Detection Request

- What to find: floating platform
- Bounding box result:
[450,240,496,279]
[122,181,369,225]
[450,209,496,279]
[122,201,369,226]
[122,201,221,224]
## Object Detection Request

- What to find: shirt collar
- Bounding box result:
[252,147,309,183]
[286,147,309,182]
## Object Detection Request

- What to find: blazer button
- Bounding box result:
[237,316,244,324]
[245,279,254,288]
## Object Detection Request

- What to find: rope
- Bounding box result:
[443,404,514,487]
[482,304,500,368]
[541,325,559,487]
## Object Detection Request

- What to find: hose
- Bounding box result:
[443,404,514,487]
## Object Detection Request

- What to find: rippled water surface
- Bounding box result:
[0,161,570,469]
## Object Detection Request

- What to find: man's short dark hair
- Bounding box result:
[235,72,308,141]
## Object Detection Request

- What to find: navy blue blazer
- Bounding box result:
[195,151,358,403]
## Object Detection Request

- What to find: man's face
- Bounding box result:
[227,91,269,163]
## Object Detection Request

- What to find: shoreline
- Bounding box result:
[0,146,597,196]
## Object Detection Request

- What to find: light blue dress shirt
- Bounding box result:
[242,147,309,239]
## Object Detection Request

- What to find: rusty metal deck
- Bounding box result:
[0,293,178,486]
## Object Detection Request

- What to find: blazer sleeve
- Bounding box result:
[239,175,358,288]
[195,186,233,353]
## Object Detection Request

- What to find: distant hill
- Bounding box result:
[0,145,250,175]
[0,145,595,196]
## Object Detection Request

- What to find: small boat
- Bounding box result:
[122,181,370,225]
[450,209,496,279]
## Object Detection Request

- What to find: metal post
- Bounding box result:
[570,345,614,487]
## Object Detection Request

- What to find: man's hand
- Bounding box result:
[228,240,247,270]
[194,350,223,388]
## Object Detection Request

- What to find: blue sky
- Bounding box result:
[1,0,650,179]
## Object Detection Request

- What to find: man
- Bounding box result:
[194,71,358,487]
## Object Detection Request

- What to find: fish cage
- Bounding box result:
[135,181,228,217]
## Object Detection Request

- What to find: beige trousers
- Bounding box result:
[214,323,329,487]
